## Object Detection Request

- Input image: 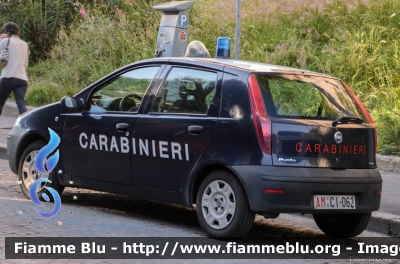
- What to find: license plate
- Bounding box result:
[314,195,356,209]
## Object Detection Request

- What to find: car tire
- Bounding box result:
[18,140,64,200]
[196,170,255,237]
[313,212,371,238]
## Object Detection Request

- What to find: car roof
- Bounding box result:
[142,57,335,79]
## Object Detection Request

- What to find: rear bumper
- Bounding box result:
[230,166,382,213]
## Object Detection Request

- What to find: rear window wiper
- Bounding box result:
[332,116,364,127]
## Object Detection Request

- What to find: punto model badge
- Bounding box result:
[334,131,343,144]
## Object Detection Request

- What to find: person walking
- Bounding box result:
[0,22,29,116]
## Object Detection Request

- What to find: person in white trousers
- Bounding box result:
[0,22,29,115]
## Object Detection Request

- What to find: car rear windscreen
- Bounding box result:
[255,74,366,121]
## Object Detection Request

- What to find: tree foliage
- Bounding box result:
[0,0,81,61]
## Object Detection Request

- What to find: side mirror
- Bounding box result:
[61,96,85,109]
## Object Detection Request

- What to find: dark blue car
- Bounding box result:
[7,57,382,238]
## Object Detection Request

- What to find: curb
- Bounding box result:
[296,212,400,237]
[0,101,35,160]
[0,147,7,160]
[368,212,400,237]
[376,154,400,173]
[3,101,35,118]
[4,102,399,172]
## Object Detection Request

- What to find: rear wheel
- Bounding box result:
[196,170,255,237]
[18,141,64,200]
[313,212,371,238]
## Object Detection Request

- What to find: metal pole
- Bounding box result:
[235,0,241,60]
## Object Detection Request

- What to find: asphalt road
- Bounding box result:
[0,159,393,264]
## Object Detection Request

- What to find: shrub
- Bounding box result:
[0,0,130,62]
[27,2,162,103]
[373,107,400,155]
[0,0,80,62]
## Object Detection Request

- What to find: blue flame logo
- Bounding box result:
[29,178,61,218]
[29,128,61,218]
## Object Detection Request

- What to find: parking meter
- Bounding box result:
[153,1,194,57]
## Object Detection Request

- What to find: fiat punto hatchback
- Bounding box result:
[8,57,382,238]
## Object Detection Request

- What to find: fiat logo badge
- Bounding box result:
[334,131,343,144]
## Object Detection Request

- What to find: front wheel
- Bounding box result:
[196,170,255,237]
[313,212,371,238]
[18,140,64,200]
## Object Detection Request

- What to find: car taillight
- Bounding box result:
[248,74,271,155]
[264,189,285,194]
[342,81,377,157]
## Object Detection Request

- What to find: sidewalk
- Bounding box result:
[0,101,34,159]
[0,101,399,237]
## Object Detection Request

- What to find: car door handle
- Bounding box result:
[116,123,129,131]
[188,125,203,135]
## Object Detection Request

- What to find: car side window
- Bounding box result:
[89,66,160,112]
[151,67,217,115]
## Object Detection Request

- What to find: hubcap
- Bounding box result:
[201,180,236,229]
[22,150,49,192]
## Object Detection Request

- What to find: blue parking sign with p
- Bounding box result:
[179,14,188,27]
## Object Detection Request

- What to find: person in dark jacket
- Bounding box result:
[0,22,29,115]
